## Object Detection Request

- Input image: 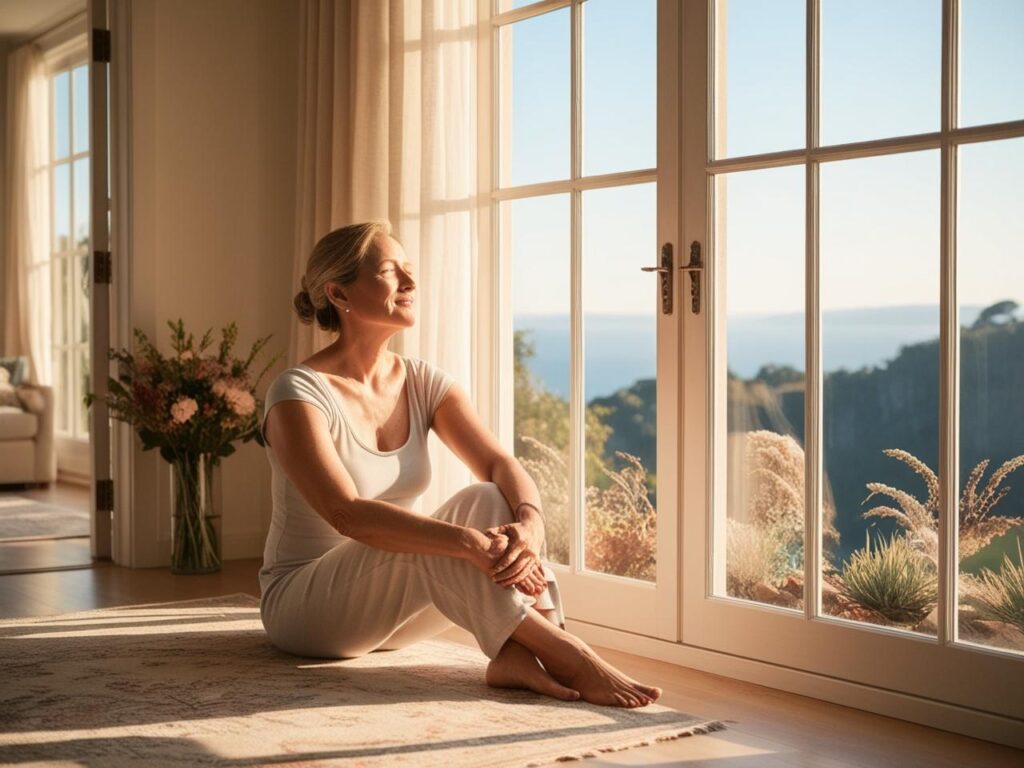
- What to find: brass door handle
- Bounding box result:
[640,243,674,314]
[679,241,702,314]
[640,241,703,314]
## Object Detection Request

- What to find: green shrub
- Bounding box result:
[837,530,937,624]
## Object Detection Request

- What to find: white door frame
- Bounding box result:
[485,0,680,640]
[87,0,113,561]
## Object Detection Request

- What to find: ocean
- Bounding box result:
[515,305,991,401]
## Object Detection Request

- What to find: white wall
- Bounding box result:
[126,0,299,566]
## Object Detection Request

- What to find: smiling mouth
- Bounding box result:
[395,298,414,306]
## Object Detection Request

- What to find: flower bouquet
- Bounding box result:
[86,319,282,573]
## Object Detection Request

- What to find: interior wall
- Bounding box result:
[127,0,299,566]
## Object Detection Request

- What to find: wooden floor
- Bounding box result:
[1,485,1020,767]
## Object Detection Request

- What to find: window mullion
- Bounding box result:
[570,0,583,573]
[938,0,960,648]
[805,0,821,623]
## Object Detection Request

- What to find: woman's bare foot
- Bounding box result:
[486,639,580,701]
[511,608,662,708]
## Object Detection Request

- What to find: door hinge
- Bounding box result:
[92,29,111,63]
[94,250,112,284]
[96,478,114,512]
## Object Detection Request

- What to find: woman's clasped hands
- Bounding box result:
[466,521,548,597]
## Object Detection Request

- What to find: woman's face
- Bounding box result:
[329,234,416,327]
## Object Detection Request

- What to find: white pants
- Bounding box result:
[260,482,566,660]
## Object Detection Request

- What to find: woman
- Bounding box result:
[259,220,662,708]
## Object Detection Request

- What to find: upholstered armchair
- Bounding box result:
[0,356,57,487]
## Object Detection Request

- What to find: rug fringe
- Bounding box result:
[523,720,729,766]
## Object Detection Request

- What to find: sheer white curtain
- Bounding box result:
[3,43,51,386]
[291,0,479,512]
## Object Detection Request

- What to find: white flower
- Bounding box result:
[170,397,198,424]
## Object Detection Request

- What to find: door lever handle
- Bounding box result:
[640,243,674,314]
[679,241,702,314]
[640,241,702,314]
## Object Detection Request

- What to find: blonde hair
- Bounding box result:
[294,220,393,333]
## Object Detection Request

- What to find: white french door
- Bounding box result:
[681,0,1023,725]
[491,0,680,639]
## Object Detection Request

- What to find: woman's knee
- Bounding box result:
[438,481,516,528]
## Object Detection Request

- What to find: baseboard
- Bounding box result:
[440,619,1022,749]
[56,470,90,488]
[152,530,266,565]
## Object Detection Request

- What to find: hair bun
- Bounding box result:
[293,287,317,323]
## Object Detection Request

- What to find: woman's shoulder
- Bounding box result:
[402,355,454,383]
[264,365,329,407]
[402,356,457,416]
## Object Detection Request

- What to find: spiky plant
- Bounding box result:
[861,449,1024,567]
[837,529,938,624]
[960,537,1024,634]
[739,430,842,559]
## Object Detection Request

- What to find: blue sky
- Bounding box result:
[505,0,1022,317]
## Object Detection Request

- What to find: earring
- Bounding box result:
[345,307,350,313]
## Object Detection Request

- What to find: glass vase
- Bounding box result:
[169,452,222,574]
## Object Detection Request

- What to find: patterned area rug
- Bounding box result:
[0,496,89,540]
[0,593,726,767]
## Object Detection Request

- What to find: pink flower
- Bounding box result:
[225,387,256,417]
[179,350,194,361]
[212,379,254,417]
[170,397,198,424]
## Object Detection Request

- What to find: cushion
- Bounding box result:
[0,356,28,387]
[0,374,20,409]
[0,408,38,439]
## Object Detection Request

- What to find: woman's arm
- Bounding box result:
[334,496,477,559]
[264,399,488,562]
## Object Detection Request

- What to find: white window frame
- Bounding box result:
[682,0,1024,736]
[476,0,1024,747]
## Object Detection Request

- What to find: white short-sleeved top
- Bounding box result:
[257,355,456,595]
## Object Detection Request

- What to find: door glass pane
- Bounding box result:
[583,0,656,175]
[72,64,89,154]
[54,257,70,345]
[957,137,1024,656]
[820,150,940,635]
[78,346,91,437]
[959,0,1024,127]
[79,251,90,344]
[57,349,70,434]
[714,0,804,159]
[53,163,71,252]
[73,158,90,249]
[717,165,806,606]
[500,9,569,187]
[582,183,657,581]
[53,71,70,160]
[507,194,571,565]
[821,0,940,145]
